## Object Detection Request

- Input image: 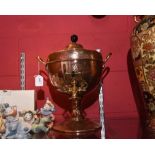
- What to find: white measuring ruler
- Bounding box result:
[96,48,106,139]
[20,52,25,90]
[99,82,105,139]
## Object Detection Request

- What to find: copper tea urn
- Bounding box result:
[38,35,111,135]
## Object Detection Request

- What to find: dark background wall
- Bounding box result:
[0,15,138,120]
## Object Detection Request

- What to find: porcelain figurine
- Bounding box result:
[15,111,34,139]
[0,103,9,117]
[40,98,55,120]
[15,123,32,139]
[31,98,55,133]
[2,105,19,139]
[23,111,35,124]
[31,113,50,133]
[1,105,32,139]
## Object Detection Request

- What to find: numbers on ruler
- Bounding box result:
[20,52,25,90]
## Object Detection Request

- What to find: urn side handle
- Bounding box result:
[100,52,112,83]
[37,56,46,65]
[102,52,112,68]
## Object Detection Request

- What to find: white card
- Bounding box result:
[0,90,35,111]
[35,75,44,87]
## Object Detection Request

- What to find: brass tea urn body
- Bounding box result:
[38,35,111,135]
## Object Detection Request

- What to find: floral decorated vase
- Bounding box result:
[131,15,155,137]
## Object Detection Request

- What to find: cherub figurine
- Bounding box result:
[2,105,19,139]
[40,98,55,119]
[2,107,34,139]
[0,103,9,117]
[31,97,55,133]
[23,111,35,125]
[15,111,34,139]
[31,113,51,133]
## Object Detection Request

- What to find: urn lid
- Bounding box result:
[64,34,84,50]
[47,34,103,63]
